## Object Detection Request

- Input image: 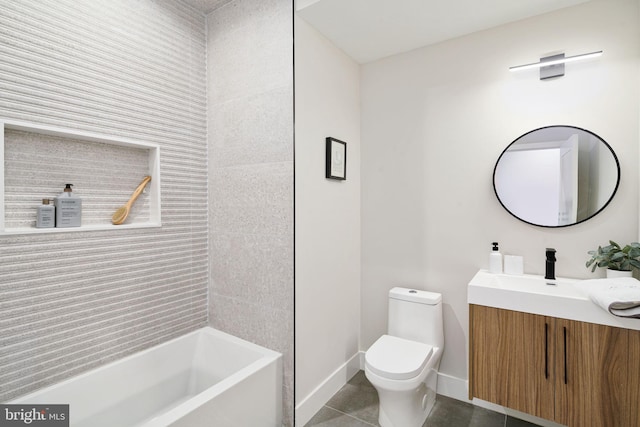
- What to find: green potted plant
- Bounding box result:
[586,241,640,277]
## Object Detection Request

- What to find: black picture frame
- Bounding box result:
[325,137,347,180]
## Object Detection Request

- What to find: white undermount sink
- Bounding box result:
[468,269,640,331]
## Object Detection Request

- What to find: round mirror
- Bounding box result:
[493,125,620,227]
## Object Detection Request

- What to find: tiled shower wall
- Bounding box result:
[0,0,208,401]
[206,0,294,425]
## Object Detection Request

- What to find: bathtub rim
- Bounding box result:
[9,326,283,426]
[145,328,283,426]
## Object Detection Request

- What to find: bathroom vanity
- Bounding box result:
[468,270,640,427]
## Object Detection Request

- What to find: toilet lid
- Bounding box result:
[365,335,433,380]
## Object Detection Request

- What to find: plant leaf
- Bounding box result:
[610,252,624,261]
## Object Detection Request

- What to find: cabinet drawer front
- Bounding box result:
[555,319,629,427]
[470,305,554,420]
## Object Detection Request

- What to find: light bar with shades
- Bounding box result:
[509,50,603,79]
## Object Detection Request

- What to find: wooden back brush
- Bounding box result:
[112,176,152,225]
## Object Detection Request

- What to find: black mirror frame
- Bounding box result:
[493,125,621,228]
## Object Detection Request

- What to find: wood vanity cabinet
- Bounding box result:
[469,304,640,427]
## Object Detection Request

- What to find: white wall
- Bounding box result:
[294,15,361,425]
[361,0,639,398]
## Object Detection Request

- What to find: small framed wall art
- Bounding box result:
[325,137,347,180]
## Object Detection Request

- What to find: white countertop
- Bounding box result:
[468,269,640,331]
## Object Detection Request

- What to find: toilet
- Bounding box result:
[365,287,444,427]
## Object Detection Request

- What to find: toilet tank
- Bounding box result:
[388,287,444,349]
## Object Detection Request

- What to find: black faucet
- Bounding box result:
[545,248,556,280]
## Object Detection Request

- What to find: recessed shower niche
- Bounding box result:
[0,120,161,235]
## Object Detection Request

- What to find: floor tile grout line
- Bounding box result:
[322,404,379,426]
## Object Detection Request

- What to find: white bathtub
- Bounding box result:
[10,327,283,427]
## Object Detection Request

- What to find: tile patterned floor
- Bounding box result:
[305,371,542,427]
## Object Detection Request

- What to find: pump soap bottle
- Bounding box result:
[36,199,55,228]
[55,184,82,227]
[489,242,503,274]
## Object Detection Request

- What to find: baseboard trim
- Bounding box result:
[294,352,361,426]
[435,371,477,405]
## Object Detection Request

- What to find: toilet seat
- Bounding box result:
[365,335,433,380]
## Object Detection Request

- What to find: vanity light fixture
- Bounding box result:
[509,50,603,80]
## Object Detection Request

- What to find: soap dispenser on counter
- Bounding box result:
[489,242,503,274]
[55,183,82,228]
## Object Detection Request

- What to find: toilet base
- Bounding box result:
[376,382,435,427]
[365,366,438,427]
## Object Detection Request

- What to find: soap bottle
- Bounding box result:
[55,184,82,228]
[489,242,503,274]
[36,199,55,228]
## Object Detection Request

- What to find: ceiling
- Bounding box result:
[182,0,592,64]
[297,0,591,63]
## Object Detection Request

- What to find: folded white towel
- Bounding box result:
[580,277,640,318]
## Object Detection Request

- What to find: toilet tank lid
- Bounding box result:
[389,287,441,305]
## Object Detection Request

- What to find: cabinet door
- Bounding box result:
[470,305,554,420]
[555,319,629,427]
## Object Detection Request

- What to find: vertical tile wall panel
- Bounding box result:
[207,0,294,424]
[0,0,208,401]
